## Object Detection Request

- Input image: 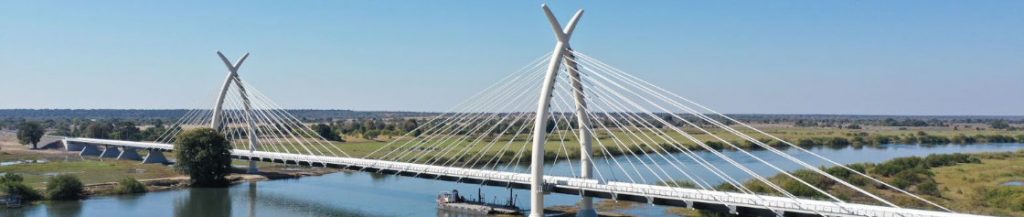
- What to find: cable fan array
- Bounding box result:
[363,50,953,214]
[153,75,350,158]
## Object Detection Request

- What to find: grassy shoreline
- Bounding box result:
[322,127,1024,166]
[662,151,1024,216]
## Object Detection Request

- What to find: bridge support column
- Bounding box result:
[529,4,583,217]
[79,144,102,156]
[63,139,85,152]
[142,149,169,164]
[117,147,144,161]
[99,145,121,158]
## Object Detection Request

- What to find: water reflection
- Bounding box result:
[247,182,256,217]
[46,201,83,217]
[174,188,232,217]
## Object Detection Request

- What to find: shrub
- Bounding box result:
[826,137,850,148]
[1,173,24,183]
[917,135,951,144]
[0,174,43,202]
[916,180,940,196]
[796,138,817,148]
[825,166,852,179]
[870,135,898,145]
[659,180,697,188]
[979,186,1024,211]
[873,157,924,177]
[703,141,726,150]
[3,182,43,201]
[115,177,147,194]
[46,174,84,200]
[923,153,979,167]
[899,135,919,144]
[977,135,1017,143]
[715,183,739,192]
[779,175,826,199]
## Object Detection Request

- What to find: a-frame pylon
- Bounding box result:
[528,4,591,217]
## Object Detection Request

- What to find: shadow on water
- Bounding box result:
[114,193,144,208]
[0,199,83,217]
[174,187,232,217]
[369,172,390,182]
[46,201,83,217]
[243,182,378,217]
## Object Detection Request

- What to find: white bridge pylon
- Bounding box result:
[531,4,589,217]
[212,51,260,173]
[141,51,352,168]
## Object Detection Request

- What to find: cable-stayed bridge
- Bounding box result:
[60,5,989,217]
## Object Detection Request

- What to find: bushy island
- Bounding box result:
[666,151,1024,216]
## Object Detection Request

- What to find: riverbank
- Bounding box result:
[0,141,339,205]
[334,126,1024,166]
[79,165,338,197]
[658,150,1024,216]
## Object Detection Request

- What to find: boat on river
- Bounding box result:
[436,189,520,215]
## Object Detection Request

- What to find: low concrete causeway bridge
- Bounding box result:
[60,5,989,217]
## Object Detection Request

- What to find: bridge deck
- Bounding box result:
[63,137,988,217]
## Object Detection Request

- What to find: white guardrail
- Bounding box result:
[63,137,990,217]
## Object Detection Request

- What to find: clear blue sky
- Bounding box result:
[1,1,1021,115]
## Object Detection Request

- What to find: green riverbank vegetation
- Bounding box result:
[665,151,1024,216]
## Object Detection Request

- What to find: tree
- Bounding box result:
[83,122,113,139]
[362,130,380,140]
[17,122,45,149]
[174,128,232,187]
[990,120,1010,130]
[312,123,342,142]
[545,118,556,133]
[46,174,84,200]
[402,119,419,135]
[110,121,142,141]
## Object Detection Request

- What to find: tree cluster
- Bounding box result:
[174,128,233,187]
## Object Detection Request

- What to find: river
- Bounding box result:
[3,143,1022,217]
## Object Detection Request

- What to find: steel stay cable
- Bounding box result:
[398,69,546,164]
[589,55,947,211]
[573,54,836,215]
[431,75,546,167]
[364,53,552,159]
[573,52,900,210]
[381,64,546,163]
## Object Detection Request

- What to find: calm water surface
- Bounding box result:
[3,143,1022,217]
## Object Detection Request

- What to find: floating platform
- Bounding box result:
[437,189,520,215]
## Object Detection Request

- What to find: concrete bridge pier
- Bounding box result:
[117,147,143,161]
[79,144,102,156]
[142,149,169,164]
[99,145,122,158]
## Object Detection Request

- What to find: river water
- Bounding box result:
[3,143,1022,217]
